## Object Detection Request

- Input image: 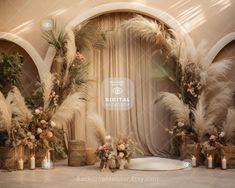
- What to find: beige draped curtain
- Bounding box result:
[79,13,177,157]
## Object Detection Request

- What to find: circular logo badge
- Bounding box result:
[112,87,123,95]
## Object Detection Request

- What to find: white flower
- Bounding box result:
[35,109,41,115]
[37,128,42,134]
[47,131,53,138]
[40,120,47,124]
[209,135,216,140]
[30,135,35,140]
[98,146,103,150]
[178,122,184,127]
[50,121,56,127]
[219,132,225,138]
[119,144,125,150]
[28,142,33,149]
[119,152,125,158]
[27,132,32,136]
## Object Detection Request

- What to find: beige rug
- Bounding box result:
[128,157,190,171]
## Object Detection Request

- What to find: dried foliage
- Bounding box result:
[0,91,11,133]
[51,92,86,129]
[87,113,106,145]
[6,86,32,125]
[122,15,235,157]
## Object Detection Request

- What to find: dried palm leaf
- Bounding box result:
[6,86,32,124]
[65,28,76,66]
[74,19,106,52]
[41,73,55,110]
[155,92,190,124]
[42,18,66,54]
[0,91,12,133]
[63,28,76,89]
[51,92,86,129]
[87,113,106,145]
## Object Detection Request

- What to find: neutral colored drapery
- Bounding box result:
[82,13,177,157]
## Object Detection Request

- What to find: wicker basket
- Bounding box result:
[0,146,26,170]
[85,148,96,165]
[180,143,200,159]
[68,140,86,166]
[223,144,235,169]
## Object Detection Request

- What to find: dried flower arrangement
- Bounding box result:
[0,17,107,169]
[87,113,142,171]
[121,15,235,163]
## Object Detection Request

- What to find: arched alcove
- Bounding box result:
[213,40,235,89]
[207,32,235,63]
[74,12,178,157]
[45,2,195,71]
[0,39,40,96]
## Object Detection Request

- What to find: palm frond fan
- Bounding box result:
[74,18,107,52]
[41,18,66,55]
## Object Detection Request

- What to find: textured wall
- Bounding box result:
[0,0,235,59]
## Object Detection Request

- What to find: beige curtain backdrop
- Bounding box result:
[83,13,177,157]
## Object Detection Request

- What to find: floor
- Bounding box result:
[0,160,235,188]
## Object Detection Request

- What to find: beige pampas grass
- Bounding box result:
[0,91,12,133]
[51,92,85,129]
[155,92,190,125]
[191,40,210,69]
[6,86,32,124]
[206,59,233,84]
[224,108,235,143]
[86,113,106,145]
[192,81,233,141]
[206,85,232,126]
[121,15,172,53]
[41,73,55,110]
[192,92,208,141]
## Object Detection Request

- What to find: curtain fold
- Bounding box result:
[84,13,176,157]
